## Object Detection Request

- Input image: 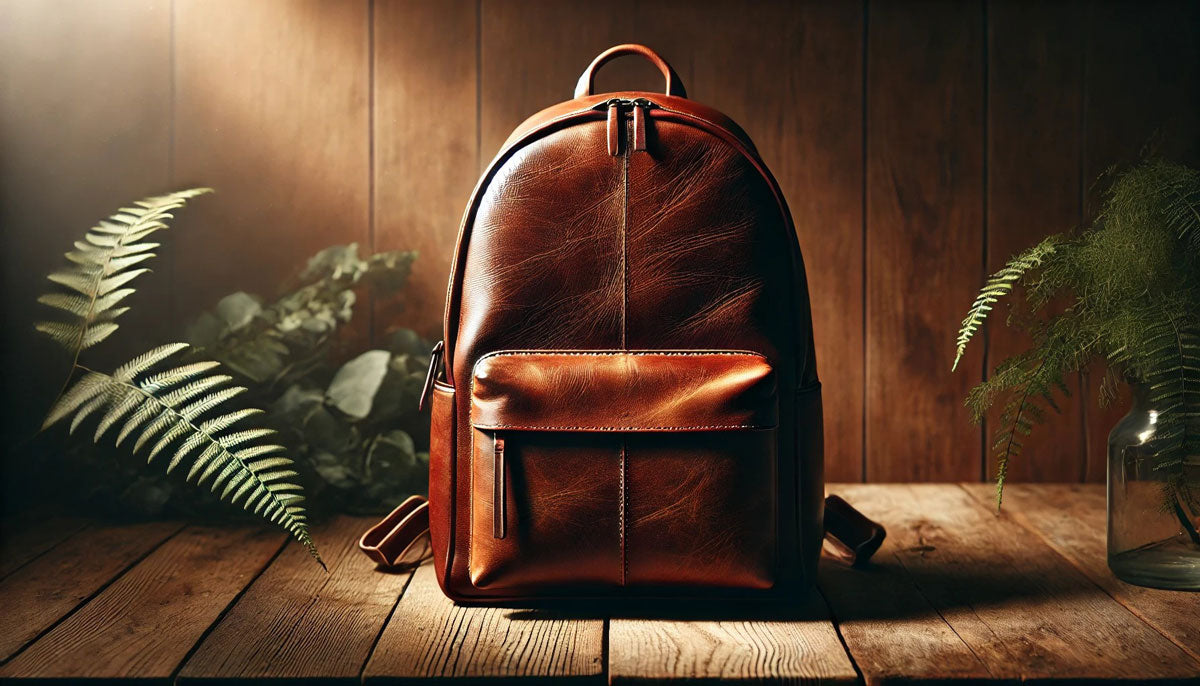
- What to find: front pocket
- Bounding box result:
[467,350,777,591]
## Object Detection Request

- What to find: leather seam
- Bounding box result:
[470,424,777,431]
[621,106,629,350]
[619,437,627,586]
[474,349,770,365]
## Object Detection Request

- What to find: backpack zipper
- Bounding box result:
[601,98,655,156]
[493,434,506,539]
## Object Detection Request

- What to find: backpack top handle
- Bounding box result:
[573,43,688,99]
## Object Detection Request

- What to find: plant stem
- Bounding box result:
[1171,485,1200,546]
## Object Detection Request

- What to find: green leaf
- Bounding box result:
[43,343,323,568]
[326,350,390,420]
[34,189,211,357]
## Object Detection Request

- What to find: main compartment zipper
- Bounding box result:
[601,98,655,156]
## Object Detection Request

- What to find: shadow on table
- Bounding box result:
[501,592,836,622]
[817,554,1105,621]
[498,555,1099,622]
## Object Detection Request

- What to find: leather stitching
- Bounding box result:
[472,424,776,431]
[619,437,627,586]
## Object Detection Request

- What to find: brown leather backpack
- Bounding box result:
[363,44,882,602]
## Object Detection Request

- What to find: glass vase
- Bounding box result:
[1107,384,1200,590]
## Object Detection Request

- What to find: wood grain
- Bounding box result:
[834,483,1200,681]
[177,516,411,684]
[373,0,478,342]
[0,520,183,662]
[0,525,285,682]
[0,513,88,579]
[964,483,1200,663]
[363,563,605,683]
[984,0,1086,483]
[1080,0,1200,481]
[865,0,985,481]
[819,486,990,684]
[608,593,858,684]
[171,0,371,330]
[627,1,866,481]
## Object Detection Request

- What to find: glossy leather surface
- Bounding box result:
[471,351,777,432]
[433,44,822,602]
[428,381,455,592]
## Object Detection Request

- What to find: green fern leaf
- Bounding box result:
[34,189,211,358]
[43,343,324,568]
[953,236,1060,371]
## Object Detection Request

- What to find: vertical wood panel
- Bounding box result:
[3,1,1199,487]
[172,0,370,326]
[985,0,1086,482]
[0,0,171,462]
[374,0,478,340]
[1081,0,1200,481]
[480,0,634,167]
[866,0,985,481]
[628,0,865,481]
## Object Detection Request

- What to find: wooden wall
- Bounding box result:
[2,0,1197,483]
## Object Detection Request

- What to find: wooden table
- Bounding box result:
[0,484,1196,684]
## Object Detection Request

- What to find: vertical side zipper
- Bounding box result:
[493,434,506,539]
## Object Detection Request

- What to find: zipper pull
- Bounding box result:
[417,340,444,412]
[631,98,648,152]
[606,99,621,156]
[493,434,507,539]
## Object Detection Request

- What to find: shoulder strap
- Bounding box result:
[358,495,432,568]
[359,494,885,571]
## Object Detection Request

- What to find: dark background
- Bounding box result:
[2,0,1197,491]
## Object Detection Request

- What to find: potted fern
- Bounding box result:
[954,160,1199,590]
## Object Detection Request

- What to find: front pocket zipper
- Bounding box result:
[492,433,506,539]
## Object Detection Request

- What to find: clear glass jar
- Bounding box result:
[1107,384,1200,590]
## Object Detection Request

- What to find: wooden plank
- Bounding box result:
[0,524,286,682]
[819,485,990,684]
[0,0,172,469]
[1080,0,1200,480]
[177,516,411,684]
[984,0,1086,483]
[865,0,985,481]
[373,0,478,341]
[608,593,858,685]
[171,0,371,328]
[0,520,183,663]
[629,1,865,481]
[363,563,605,683]
[0,513,89,579]
[831,484,1200,681]
[965,483,1200,663]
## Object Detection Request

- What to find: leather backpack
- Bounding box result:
[361,44,883,602]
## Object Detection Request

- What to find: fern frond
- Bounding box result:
[953,236,1061,372]
[1136,306,1200,480]
[43,343,323,568]
[34,189,211,357]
